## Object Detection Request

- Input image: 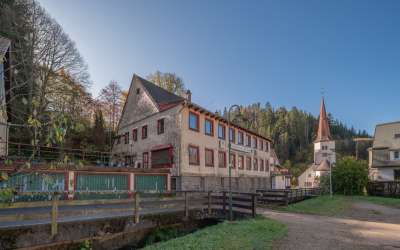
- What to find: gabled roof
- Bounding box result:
[315,97,332,142]
[313,159,331,171]
[0,36,11,59]
[134,74,184,109]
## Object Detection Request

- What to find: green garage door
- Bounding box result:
[135,175,166,193]
[76,174,129,200]
[0,172,65,202]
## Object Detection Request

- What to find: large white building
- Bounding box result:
[298,97,335,188]
[112,74,280,191]
[369,121,400,181]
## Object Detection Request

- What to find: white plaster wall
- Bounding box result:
[373,167,400,181]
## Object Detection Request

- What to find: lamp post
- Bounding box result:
[227,104,240,221]
[329,163,333,198]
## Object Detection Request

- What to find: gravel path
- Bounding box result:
[260,202,400,250]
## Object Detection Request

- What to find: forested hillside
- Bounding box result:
[222,103,371,176]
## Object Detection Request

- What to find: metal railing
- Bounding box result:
[2,141,111,167]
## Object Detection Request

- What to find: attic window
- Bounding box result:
[136,88,140,95]
[395,134,400,139]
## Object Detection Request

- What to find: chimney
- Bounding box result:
[186,90,192,102]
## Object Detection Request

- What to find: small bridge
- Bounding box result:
[0,190,258,249]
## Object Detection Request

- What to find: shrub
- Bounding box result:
[332,157,368,195]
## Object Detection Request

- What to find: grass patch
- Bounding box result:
[351,196,400,208]
[141,217,287,250]
[280,195,351,216]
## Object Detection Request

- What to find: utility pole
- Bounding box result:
[353,138,373,160]
[227,104,240,221]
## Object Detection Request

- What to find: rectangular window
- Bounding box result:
[254,158,258,171]
[395,170,400,181]
[253,137,257,149]
[265,160,270,172]
[142,125,148,139]
[189,112,199,131]
[238,155,244,169]
[189,145,200,165]
[238,131,244,145]
[246,157,252,170]
[132,129,138,141]
[266,142,269,152]
[230,153,236,169]
[157,119,165,134]
[124,132,129,144]
[246,135,251,147]
[218,151,226,168]
[151,148,173,168]
[116,136,121,144]
[205,119,214,136]
[394,151,400,160]
[229,128,235,143]
[260,159,264,171]
[205,148,214,167]
[143,152,149,168]
[260,140,263,150]
[218,124,226,139]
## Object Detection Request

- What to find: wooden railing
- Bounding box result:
[257,188,321,205]
[367,181,400,197]
[0,190,258,235]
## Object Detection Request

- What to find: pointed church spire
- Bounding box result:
[315,97,332,142]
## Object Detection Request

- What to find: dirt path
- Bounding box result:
[340,201,400,224]
[260,205,400,250]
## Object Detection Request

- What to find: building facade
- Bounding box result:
[298,97,335,188]
[369,121,400,181]
[0,37,10,158]
[113,74,280,192]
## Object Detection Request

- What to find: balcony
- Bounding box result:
[371,149,400,167]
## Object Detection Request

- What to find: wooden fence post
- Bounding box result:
[134,192,140,223]
[184,191,189,219]
[222,191,226,214]
[51,194,59,237]
[208,191,212,215]
[285,191,289,206]
[251,194,257,218]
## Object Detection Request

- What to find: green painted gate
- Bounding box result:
[135,175,166,193]
[75,174,129,199]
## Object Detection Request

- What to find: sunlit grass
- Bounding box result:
[142,217,287,250]
[280,195,351,216]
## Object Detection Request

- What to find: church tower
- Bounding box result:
[314,97,336,165]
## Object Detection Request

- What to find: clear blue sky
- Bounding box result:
[38,0,400,134]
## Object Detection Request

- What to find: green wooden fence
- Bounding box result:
[135,175,166,193]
